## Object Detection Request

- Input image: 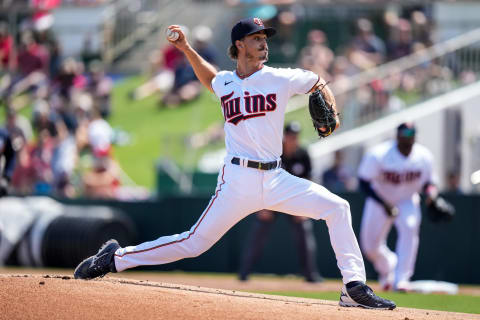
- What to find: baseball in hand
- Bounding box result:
[166,29,179,41]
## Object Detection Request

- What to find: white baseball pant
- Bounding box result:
[114,155,366,284]
[360,197,421,288]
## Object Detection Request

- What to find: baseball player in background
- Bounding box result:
[238,121,322,283]
[358,123,441,292]
[75,17,395,310]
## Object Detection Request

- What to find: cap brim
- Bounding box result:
[248,27,276,38]
[398,128,416,137]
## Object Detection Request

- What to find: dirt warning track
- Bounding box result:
[0,274,478,320]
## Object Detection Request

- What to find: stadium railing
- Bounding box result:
[101,0,186,64]
[288,27,480,133]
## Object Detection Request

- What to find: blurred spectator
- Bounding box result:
[35,26,62,78]
[3,30,48,102]
[17,30,49,76]
[272,6,299,60]
[82,147,121,199]
[51,119,77,197]
[130,37,183,101]
[445,171,463,194]
[298,29,334,80]
[0,21,14,71]
[53,57,86,100]
[348,18,386,71]
[80,35,101,72]
[0,127,16,197]
[238,122,323,283]
[5,107,33,144]
[423,63,454,96]
[328,56,354,113]
[11,138,36,194]
[87,108,113,153]
[161,25,218,107]
[86,60,113,118]
[321,150,357,193]
[386,19,414,61]
[30,128,56,194]
[410,10,433,46]
[71,91,93,151]
[32,96,56,135]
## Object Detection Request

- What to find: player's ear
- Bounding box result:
[235,40,244,49]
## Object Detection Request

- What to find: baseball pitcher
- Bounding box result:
[75,18,395,310]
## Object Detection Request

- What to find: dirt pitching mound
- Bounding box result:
[0,274,476,320]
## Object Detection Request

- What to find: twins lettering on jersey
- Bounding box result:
[221,91,277,125]
[382,170,421,184]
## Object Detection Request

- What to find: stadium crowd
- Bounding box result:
[1,4,471,199]
[0,14,138,199]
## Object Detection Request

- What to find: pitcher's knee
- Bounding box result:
[186,243,209,258]
[185,236,215,258]
[187,247,205,258]
[323,198,352,223]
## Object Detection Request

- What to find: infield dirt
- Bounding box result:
[1,274,479,320]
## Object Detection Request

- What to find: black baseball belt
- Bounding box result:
[231,157,281,171]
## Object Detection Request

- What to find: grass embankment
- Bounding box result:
[110,76,224,188]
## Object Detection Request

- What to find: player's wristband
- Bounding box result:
[359,178,389,208]
[423,183,438,200]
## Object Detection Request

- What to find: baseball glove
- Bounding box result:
[427,196,455,223]
[308,84,338,138]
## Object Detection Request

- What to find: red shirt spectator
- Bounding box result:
[17,31,49,76]
[0,33,13,68]
[163,45,183,70]
[17,42,49,76]
[82,149,121,199]
[11,143,37,194]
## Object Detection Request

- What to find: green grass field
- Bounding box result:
[261,290,480,314]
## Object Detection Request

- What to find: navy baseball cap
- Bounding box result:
[397,122,416,137]
[231,18,276,45]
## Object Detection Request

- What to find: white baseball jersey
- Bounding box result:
[211,66,318,160]
[358,140,434,205]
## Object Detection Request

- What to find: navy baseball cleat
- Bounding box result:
[339,282,396,310]
[74,239,120,280]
